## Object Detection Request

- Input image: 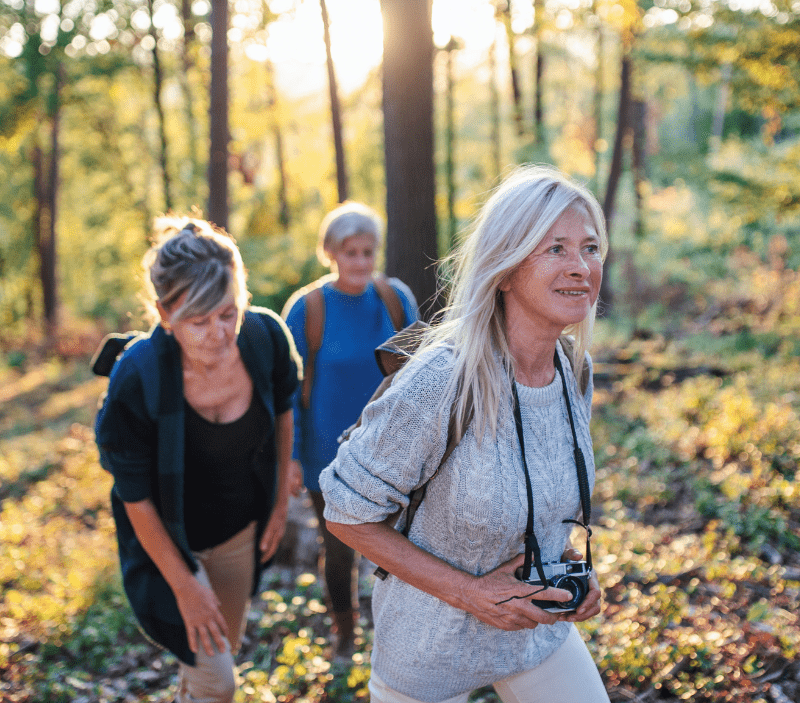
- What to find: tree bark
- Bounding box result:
[631,97,647,240]
[532,0,544,142]
[380,0,439,318]
[444,40,458,249]
[600,52,632,313]
[500,0,524,137]
[180,0,202,200]
[149,0,172,211]
[266,60,290,230]
[592,14,604,193]
[320,0,348,203]
[35,65,61,340]
[490,16,501,179]
[207,0,229,229]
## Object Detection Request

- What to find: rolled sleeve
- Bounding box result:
[320,348,454,526]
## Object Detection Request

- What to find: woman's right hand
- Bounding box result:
[461,553,572,631]
[173,576,230,657]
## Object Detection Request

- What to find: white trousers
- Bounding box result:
[368,625,610,703]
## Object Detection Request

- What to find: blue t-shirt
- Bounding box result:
[284,278,418,491]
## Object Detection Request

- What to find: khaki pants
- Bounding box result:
[177,522,256,703]
[368,625,610,703]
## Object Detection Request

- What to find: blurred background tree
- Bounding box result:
[0,0,797,343]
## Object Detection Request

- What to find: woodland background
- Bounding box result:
[1,0,799,701]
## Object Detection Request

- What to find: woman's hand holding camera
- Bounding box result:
[462,553,574,632]
[556,547,602,624]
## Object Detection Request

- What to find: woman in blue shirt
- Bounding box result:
[283,202,418,661]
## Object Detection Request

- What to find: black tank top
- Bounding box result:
[183,393,269,551]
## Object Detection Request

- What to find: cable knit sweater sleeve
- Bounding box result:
[320,346,455,526]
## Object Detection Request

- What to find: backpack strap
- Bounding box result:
[373,274,406,332]
[301,287,325,410]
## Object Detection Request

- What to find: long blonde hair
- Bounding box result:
[416,165,608,441]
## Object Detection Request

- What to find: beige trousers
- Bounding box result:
[177,521,256,703]
[368,625,610,703]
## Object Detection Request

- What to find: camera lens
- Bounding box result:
[551,575,588,610]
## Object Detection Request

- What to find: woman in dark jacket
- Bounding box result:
[95,217,300,703]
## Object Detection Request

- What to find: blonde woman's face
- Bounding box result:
[330,233,377,295]
[500,208,602,338]
[158,290,241,368]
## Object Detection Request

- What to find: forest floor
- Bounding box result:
[2,278,800,701]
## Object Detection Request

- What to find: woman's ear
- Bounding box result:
[156,300,170,328]
[498,270,514,293]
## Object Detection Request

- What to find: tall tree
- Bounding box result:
[489,10,502,179]
[266,60,290,230]
[208,0,229,229]
[500,0,524,136]
[180,0,203,201]
[442,36,462,249]
[531,0,545,142]
[380,0,439,317]
[148,0,172,211]
[599,52,631,311]
[320,0,349,203]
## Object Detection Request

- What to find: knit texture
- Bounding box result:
[320,340,595,701]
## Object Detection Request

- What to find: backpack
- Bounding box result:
[340,323,590,579]
[286,273,407,409]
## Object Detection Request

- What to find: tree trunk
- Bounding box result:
[631,97,647,240]
[266,60,290,230]
[710,62,731,152]
[532,0,544,142]
[600,52,632,313]
[489,17,501,179]
[207,0,229,229]
[35,66,61,340]
[380,0,439,318]
[592,16,604,193]
[180,0,202,200]
[500,0,524,137]
[444,40,457,249]
[320,0,348,203]
[149,0,172,211]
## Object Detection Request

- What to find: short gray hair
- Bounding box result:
[317,201,383,267]
[142,216,250,324]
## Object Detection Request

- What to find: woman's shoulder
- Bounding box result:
[280,274,337,321]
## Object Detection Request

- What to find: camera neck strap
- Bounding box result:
[512,349,593,584]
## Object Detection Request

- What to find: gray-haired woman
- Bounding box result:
[282,201,418,661]
[320,166,611,702]
[95,217,300,703]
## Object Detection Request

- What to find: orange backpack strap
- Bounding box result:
[373,274,406,332]
[301,287,325,410]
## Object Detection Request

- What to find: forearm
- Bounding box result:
[274,408,294,512]
[327,519,477,612]
[123,498,195,595]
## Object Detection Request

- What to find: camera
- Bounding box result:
[516,560,592,613]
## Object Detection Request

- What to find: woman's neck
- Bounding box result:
[507,327,559,388]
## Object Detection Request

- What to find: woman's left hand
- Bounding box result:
[259,505,288,563]
[557,547,602,623]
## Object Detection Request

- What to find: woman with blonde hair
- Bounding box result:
[95,217,300,703]
[283,201,418,661]
[320,166,611,702]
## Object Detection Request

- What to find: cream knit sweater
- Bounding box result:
[320,340,595,701]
